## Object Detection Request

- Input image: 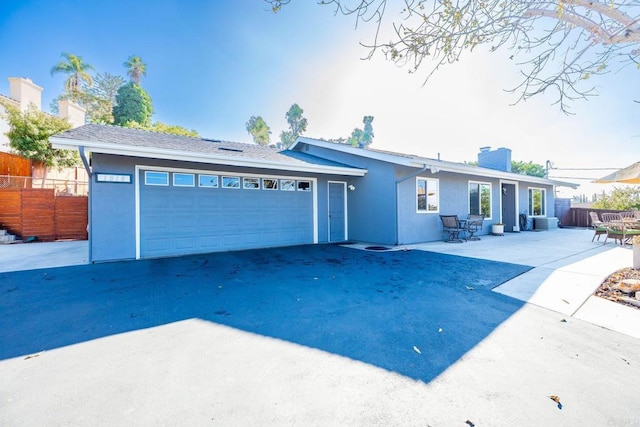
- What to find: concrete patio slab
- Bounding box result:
[409,228,638,337]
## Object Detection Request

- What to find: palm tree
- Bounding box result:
[50,53,94,94]
[124,55,147,84]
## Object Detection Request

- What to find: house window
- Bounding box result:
[297,180,311,192]
[145,171,169,186]
[262,178,278,190]
[417,177,439,213]
[222,176,240,188]
[173,173,195,187]
[280,179,295,191]
[528,188,546,216]
[198,174,218,188]
[243,177,260,189]
[468,181,491,218]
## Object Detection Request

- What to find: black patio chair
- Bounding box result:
[439,215,466,243]
[466,214,485,241]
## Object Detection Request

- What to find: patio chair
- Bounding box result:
[620,211,636,220]
[588,212,607,242]
[600,213,640,245]
[466,214,485,241]
[439,215,466,243]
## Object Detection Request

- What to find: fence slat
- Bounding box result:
[0,188,87,241]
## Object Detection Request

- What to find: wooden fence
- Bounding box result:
[0,188,87,241]
[0,152,31,177]
[553,202,634,228]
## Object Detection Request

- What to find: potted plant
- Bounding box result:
[492,222,505,236]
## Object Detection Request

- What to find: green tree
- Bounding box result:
[347,115,374,147]
[269,1,640,112]
[124,55,147,84]
[51,72,126,124]
[592,186,640,211]
[50,52,94,97]
[113,82,153,126]
[125,120,199,137]
[0,102,77,169]
[279,103,308,148]
[511,160,546,178]
[246,116,271,145]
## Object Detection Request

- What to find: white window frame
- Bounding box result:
[222,176,240,189]
[198,174,218,188]
[468,181,492,220]
[243,177,261,190]
[144,171,169,186]
[173,173,195,187]
[280,179,296,191]
[262,178,279,190]
[297,180,311,192]
[416,177,439,214]
[528,187,547,217]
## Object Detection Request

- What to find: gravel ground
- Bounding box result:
[596,267,640,310]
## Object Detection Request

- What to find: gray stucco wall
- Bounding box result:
[397,171,500,244]
[90,153,353,262]
[298,145,398,244]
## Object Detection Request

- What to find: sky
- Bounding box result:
[1,0,638,198]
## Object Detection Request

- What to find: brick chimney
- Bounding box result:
[58,99,86,128]
[8,77,43,111]
[478,147,512,172]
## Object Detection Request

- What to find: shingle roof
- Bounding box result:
[53,123,362,173]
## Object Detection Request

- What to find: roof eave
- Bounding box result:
[50,137,367,177]
[295,136,577,188]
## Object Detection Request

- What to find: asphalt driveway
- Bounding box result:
[1,245,529,380]
[2,243,640,425]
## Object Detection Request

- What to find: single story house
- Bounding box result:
[51,124,577,263]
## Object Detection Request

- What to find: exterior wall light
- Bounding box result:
[348,184,356,191]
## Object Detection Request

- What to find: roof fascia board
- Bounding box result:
[294,137,419,167]
[429,162,577,188]
[50,137,367,177]
[295,137,576,188]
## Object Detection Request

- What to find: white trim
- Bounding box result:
[221,176,241,189]
[500,180,520,231]
[144,170,169,186]
[468,180,493,221]
[327,181,348,242]
[50,136,367,177]
[173,172,195,187]
[416,176,439,214]
[135,164,319,259]
[242,177,261,190]
[527,186,547,217]
[198,174,219,188]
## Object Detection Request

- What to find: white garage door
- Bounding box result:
[139,169,315,258]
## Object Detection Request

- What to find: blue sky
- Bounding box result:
[1,0,638,197]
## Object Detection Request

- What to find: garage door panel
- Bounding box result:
[140,170,314,258]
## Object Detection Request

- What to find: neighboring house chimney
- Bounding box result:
[8,77,43,112]
[478,147,512,172]
[58,99,86,128]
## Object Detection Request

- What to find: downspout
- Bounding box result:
[79,146,93,263]
[395,164,428,245]
[79,146,92,177]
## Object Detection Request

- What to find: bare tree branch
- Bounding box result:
[267,0,640,112]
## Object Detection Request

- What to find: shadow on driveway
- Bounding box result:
[1,245,530,383]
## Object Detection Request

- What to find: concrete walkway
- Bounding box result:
[0,240,88,273]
